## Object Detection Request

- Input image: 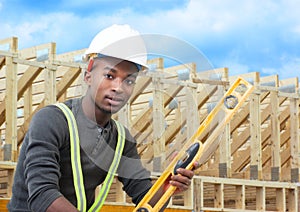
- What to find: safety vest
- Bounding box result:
[56,103,126,212]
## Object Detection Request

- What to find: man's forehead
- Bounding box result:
[93,57,139,74]
[93,55,140,72]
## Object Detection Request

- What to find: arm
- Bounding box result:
[24,106,74,211]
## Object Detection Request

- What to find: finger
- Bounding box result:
[192,161,200,170]
[169,179,190,192]
[175,168,194,179]
[171,172,192,186]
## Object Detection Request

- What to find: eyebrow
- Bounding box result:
[103,66,138,78]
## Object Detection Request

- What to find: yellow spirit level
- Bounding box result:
[134,77,254,212]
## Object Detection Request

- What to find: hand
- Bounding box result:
[164,161,200,194]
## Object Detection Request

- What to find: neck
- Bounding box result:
[82,95,111,127]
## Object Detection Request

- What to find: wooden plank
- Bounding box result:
[214,184,223,208]
[270,91,281,181]
[4,37,18,162]
[18,42,55,60]
[249,91,262,180]
[23,86,33,120]
[287,188,297,212]
[44,43,56,105]
[219,124,231,178]
[235,185,245,210]
[44,68,56,105]
[289,97,299,182]
[152,76,165,171]
[276,188,286,211]
[256,186,265,211]
[185,83,199,139]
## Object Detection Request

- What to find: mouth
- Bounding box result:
[105,95,124,106]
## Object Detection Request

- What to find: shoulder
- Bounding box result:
[32,98,80,125]
[29,104,70,140]
[32,104,66,124]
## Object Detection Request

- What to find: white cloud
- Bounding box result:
[220,60,250,77]
[262,57,300,80]
[1,0,300,81]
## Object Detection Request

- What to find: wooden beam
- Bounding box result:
[152,77,165,171]
[44,43,56,105]
[289,97,299,182]
[4,37,18,162]
[270,90,281,181]
[249,91,262,180]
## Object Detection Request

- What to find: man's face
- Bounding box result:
[85,56,138,114]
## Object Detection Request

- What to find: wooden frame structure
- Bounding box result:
[0,37,299,211]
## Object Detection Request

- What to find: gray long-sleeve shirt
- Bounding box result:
[8,98,152,211]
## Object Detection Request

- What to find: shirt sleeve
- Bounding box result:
[24,106,69,211]
[117,127,152,205]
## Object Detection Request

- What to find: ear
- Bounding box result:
[84,71,92,85]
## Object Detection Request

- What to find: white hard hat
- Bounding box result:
[85,24,148,70]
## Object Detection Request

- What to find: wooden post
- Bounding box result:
[118,103,130,128]
[219,124,231,178]
[214,183,223,208]
[185,64,198,138]
[193,178,203,212]
[152,75,165,172]
[44,43,56,105]
[235,185,245,210]
[276,188,286,211]
[250,88,262,180]
[256,186,265,211]
[184,65,198,207]
[23,86,32,121]
[5,37,18,162]
[270,90,281,181]
[289,97,299,182]
[287,188,297,212]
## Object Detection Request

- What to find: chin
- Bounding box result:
[102,106,122,114]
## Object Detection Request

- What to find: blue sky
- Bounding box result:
[1,0,300,82]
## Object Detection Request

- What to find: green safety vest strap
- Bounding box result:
[56,103,126,212]
[56,103,87,211]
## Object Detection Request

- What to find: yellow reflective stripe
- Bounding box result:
[56,103,87,212]
[88,120,126,212]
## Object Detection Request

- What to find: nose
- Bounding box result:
[111,78,123,93]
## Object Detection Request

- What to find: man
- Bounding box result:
[8,24,198,212]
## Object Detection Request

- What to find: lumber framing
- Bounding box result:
[0,36,299,211]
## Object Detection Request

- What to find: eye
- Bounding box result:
[104,73,113,79]
[124,78,136,86]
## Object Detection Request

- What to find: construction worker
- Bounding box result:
[8,24,199,212]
